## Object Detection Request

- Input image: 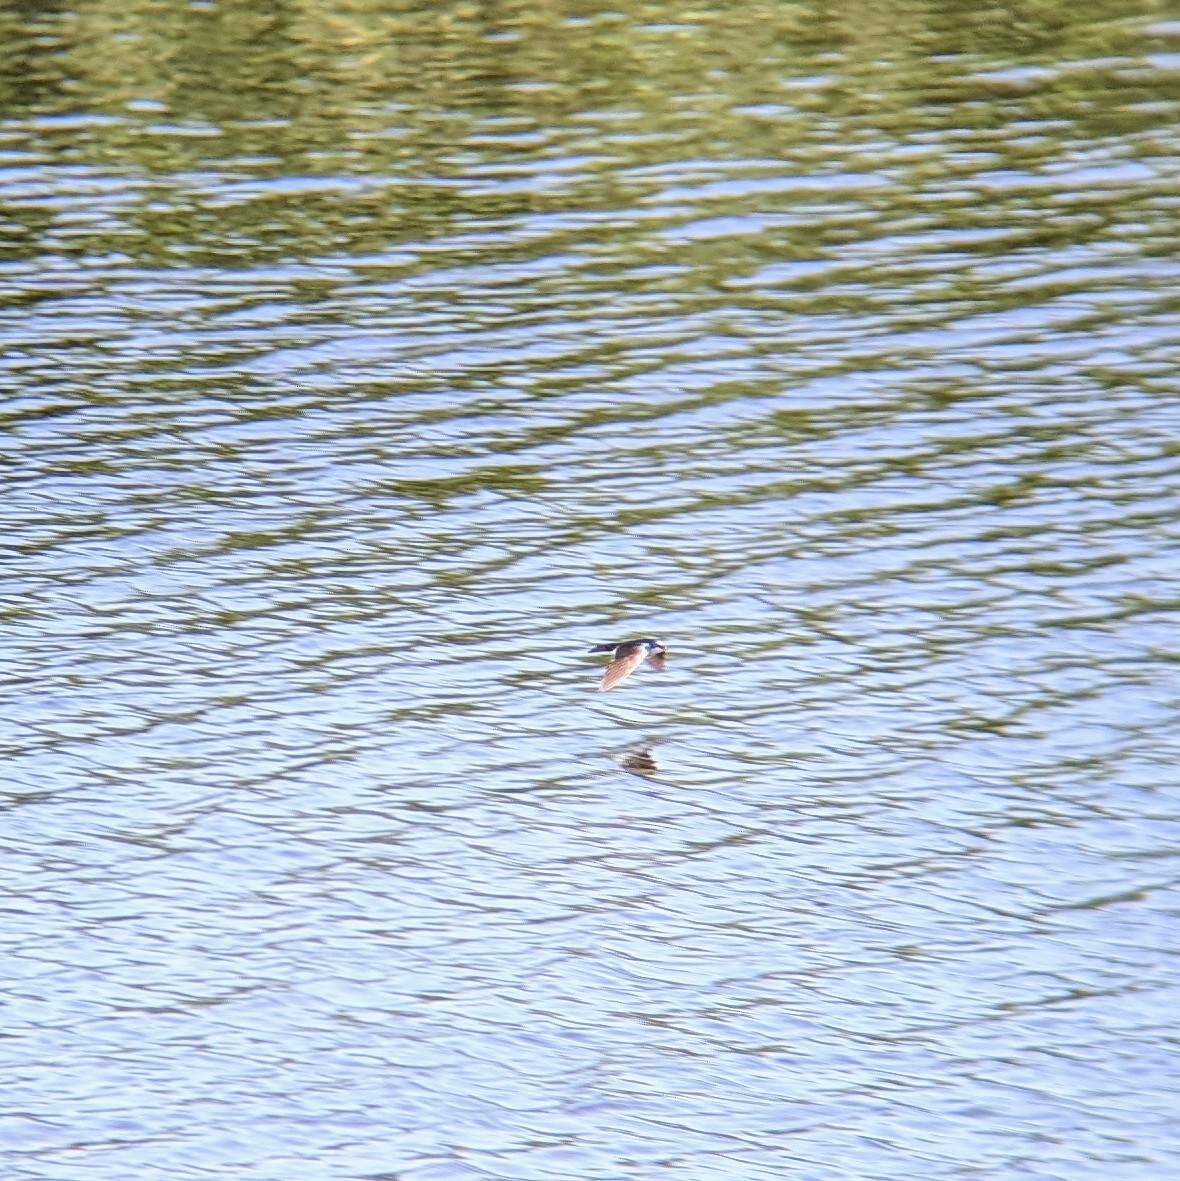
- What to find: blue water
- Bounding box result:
[4,3,1180,1178]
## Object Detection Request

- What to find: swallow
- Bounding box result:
[588,638,667,691]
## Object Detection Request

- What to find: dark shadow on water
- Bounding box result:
[619,747,660,779]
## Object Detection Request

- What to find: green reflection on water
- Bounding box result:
[0,0,1176,301]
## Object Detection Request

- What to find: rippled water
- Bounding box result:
[5,2,1180,1178]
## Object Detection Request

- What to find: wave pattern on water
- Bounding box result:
[3,3,1180,1179]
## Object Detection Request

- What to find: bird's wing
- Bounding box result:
[598,647,647,691]
[645,651,666,672]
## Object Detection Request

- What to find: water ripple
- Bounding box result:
[4,3,1180,1179]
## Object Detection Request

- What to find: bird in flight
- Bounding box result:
[588,638,667,691]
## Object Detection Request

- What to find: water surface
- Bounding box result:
[4,2,1180,1178]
